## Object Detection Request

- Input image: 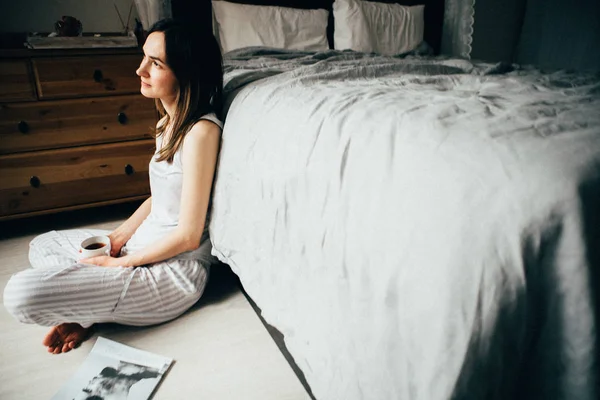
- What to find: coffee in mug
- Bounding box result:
[80,235,111,258]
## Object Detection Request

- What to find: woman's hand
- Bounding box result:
[79,255,132,267]
[103,196,152,257]
[108,230,130,257]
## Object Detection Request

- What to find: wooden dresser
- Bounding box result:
[0,47,157,221]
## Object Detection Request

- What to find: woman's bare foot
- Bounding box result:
[42,323,91,354]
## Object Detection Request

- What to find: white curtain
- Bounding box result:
[134,0,173,30]
[440,0,476,59]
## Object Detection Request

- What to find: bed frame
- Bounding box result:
[171,0,446,54]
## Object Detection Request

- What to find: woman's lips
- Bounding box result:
[141,81,151,88]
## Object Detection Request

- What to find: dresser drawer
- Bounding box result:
[0,94,156,154]
[0,140,154,217]
[0,60,36,102]
[33,54,142,99]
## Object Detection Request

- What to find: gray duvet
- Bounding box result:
[210,48,600,400]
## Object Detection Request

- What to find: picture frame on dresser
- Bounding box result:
[0,46,157,221]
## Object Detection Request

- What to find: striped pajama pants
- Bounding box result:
[3,229,213,328]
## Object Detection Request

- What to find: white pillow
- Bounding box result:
[333,0,425,55]
[212,1,329,53]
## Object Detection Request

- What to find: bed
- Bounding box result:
[177,1,600,399]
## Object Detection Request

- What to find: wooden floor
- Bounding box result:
[0,202,311,400]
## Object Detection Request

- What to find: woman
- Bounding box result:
[3,19,224,354]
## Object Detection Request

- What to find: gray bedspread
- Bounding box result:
[210,48,600,400]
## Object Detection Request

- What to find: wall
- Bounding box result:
[468,0,600,71]
[2,0,139,33]
[469,0,527,63]
[515,0,600,71]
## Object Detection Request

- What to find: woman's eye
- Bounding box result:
[153,61,160,67]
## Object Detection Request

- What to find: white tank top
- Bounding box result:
[123,113,223,260]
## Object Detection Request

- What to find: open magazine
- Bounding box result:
[51,337,173,400]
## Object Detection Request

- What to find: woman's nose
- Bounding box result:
[136,61,148,77]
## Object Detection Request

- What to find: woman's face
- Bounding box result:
[136,32,178,101]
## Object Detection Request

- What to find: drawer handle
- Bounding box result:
[124,164,135,175]
[93,69,103,82]
[29,176,41,188]
[117,112,128,124]
[18,120,29,134]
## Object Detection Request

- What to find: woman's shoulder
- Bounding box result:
[182,115,222,147]
[179,116,222,165]
[197,113,223,130]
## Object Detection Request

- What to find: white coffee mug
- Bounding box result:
[80,235,111,258]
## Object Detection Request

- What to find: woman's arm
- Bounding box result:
[108,197,152,257]
[84,120,221,267]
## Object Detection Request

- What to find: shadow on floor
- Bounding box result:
[0,201,143,240]
[193,261,242,308]
[241,289,317,400]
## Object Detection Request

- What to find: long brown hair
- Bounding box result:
[147,19,223,163]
